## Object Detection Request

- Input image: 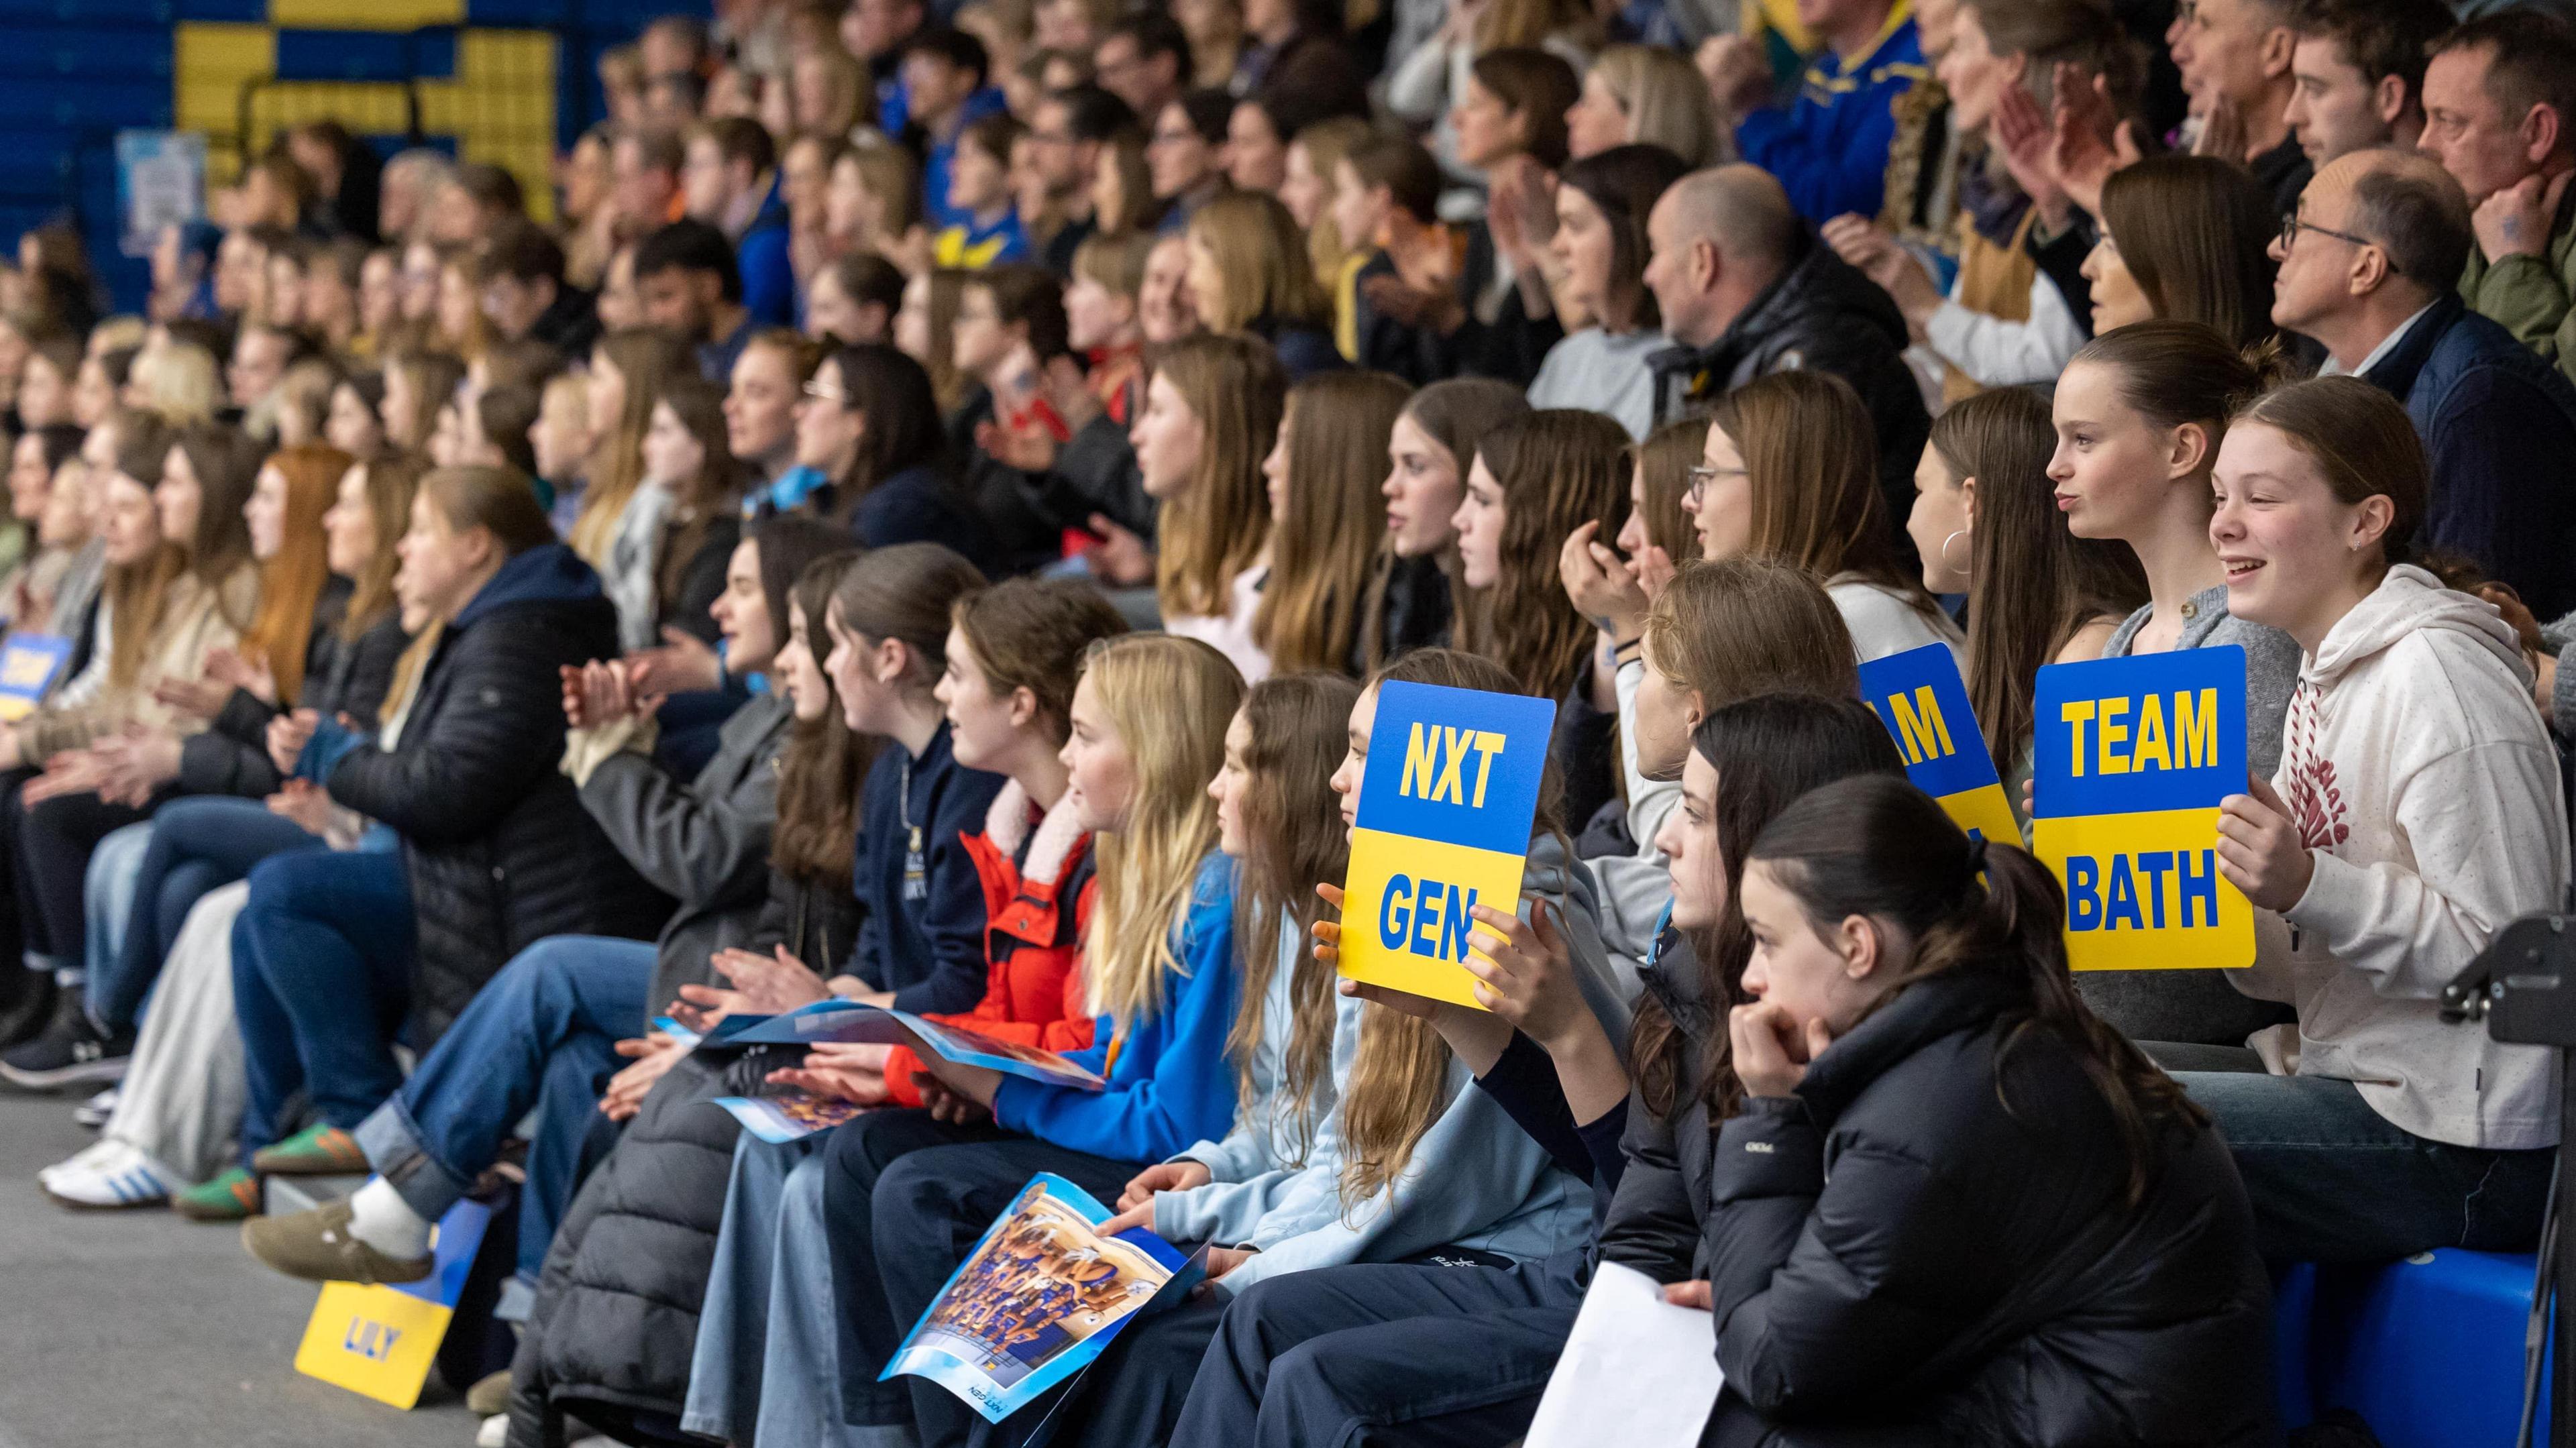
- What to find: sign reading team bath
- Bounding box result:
[2029,647,2253,972]
[1857,643,2019,847]
[1338,681,1558,1011]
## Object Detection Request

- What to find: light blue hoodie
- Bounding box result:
[1149,832,1621,1293]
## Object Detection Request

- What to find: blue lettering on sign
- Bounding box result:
[2063,850,2222,932]
[343,1319,403,1361]
[1375,874,1483,963]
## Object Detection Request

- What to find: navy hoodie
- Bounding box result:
[851,720,1008,1013]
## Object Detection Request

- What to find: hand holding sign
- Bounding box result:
[2216,775,2313,912]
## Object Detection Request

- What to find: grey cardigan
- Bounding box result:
[2084,586,2304,1047]
[578,690,794,1013]
[2100,584,2303,779]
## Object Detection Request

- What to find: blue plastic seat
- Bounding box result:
[2282,1249,2551,1447]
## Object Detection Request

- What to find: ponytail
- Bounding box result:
[1746,776,2208,1203]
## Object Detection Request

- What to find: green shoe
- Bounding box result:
[173,1167,260,1222]
[250,1123,368,1176]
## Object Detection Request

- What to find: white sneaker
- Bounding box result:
[73,1085,117,1129]
[41,1138,176,1209]
[38,1135,123,1186]
[476,1414,508,1448]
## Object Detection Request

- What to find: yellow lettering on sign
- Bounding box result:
[2060,700,2096,777]
[1468,731,1505,807]
[1435,726,1469,804]
[2097,696,2131,775]
[2132,693,2169,771]
[1887,686,1953,765]
[2176,687,2216,769]
[1401,723,1440,800]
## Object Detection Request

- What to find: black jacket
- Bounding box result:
[1597,931,1722,1282]
[504,867,863,1448]
[176,579,408,799]
[1648,235,1932,542]
[323,545,669,1043]
[1701,972,2273,1447]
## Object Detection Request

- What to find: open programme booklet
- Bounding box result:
[701,999,1107,1090]
[883,1172,1204,1423]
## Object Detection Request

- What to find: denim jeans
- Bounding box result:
[682,1133,829,1445]
[78,822,149,1029]
[105,796,320,1034]
[356,934,652,1280]
[231,848,414,1160]
[2176,1070,2557,1263]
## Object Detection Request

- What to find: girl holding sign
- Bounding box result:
[1026,661,1604,1448]
[1169,693,1907,1446]
[2046,321,2305,1052]
[2195,376,2563,1262]
[822,634,1246,1447]
[1676,774,2272,1445]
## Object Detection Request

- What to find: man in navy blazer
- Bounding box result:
[2274,147,2576,618]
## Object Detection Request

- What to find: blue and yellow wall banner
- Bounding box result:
[1857,643,2019,848]
[2029,647,2254,972]
[294,1196,491,1409]
[1337,681,1557,1011]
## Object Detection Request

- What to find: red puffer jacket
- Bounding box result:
[883,779,1097,1105]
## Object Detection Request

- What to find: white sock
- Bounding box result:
[347,1177,434,1260]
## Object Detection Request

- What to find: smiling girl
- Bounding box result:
[2188,377,2565,1262]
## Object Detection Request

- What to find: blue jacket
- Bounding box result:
[853,721,1008,1013]
[851,463,999,571]
[1735,5,1927,224]
[2361,292,2576,619]
[737,174,795,329]
[991,850,1242,1164]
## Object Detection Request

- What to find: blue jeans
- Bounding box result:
[356,934,652,1281]
[78,822,149,1027]
[231,848,415,1160]
[683,1133,830,1445]
[2176,1071,2557,1263]
[98,797,321,1035]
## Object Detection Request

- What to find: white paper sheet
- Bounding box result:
[1523,1262,1726,1448]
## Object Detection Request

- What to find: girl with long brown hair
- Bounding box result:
[1686,773,2268,1445]
[602,374,744,653]
[1253,371,1410,676]
[1184,193,1341,378]
[1130,332,1285,681]
[2083,154,2279,347]
[1693,369,1962,666]
[1909,386,2145,797]
[1358,377,1527,673]
[1453,408,1629,825]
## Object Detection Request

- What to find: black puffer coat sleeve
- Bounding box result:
[1597,1082,1704,1283]
[325,606,581,845]
[175,687,288,798]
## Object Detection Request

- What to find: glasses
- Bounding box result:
[1685,464,1746,506]
[2279,213,2375,251]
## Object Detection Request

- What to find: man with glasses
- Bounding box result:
[2273,148,2576,618]
[1027,86,1137,275]
[1092,13,1189,127]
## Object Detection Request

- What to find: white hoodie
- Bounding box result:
[2248,565,2567,1150]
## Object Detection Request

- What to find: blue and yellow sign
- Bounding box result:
[1858,643,2019,848]
[2030,647,2253,972]
[1337,681,1556,1011]
[0,635,71,722]
[294,1196,490,1409]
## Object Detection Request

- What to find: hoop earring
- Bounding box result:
[1939,528,1971,571]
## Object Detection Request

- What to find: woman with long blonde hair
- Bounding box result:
[1130,333,1285,681]
[1183,193,1340,378]
[818,633,1247,1447]
[570,328,692,568]
[1252,370,1409,676]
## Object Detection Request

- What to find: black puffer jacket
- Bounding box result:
[177,579,409,799]
[1701,972,2273,1447]
[504,868,863,1448]
[1597,930,1721,1282]
[324,544,668,1043]
[1647,234,1933,539]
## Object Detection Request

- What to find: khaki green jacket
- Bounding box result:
[2460,186,2576,388]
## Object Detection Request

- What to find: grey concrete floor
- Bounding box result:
[0,1090,482,1448]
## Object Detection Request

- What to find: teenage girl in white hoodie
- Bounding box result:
[2196,376,2565,1264]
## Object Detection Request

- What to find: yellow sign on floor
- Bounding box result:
[291,1197,491,1409]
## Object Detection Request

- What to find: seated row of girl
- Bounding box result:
[2,422,420,1108]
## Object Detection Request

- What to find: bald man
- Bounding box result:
[1642,166,1930,539]
[2275,147,2576,616]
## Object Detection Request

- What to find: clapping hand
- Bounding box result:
[88,723,181,807]
[765,1040,895,1105]
[21,746,108,804]
[561,658,642,729]
[150,674,234,720]
[267,708,321,777]
[623,627,717,700]
[599,1032,689,1121]
[669,944,833,1034]
[203,646,276,705]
